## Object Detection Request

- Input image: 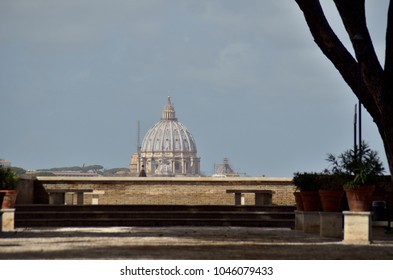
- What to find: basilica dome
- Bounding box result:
[131,97,200,177]
[141,98,197,154]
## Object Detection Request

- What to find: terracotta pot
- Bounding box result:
[0,190,18,209]
[0,192,5,207]
[300,191,321,211]
[345,185,375,211]
[319,190,344,212]
[293,192,304,211]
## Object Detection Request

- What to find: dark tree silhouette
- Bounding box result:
[294,0,393,181]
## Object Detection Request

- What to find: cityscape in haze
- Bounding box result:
[0,1,390,177]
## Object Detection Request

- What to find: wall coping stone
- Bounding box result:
[37,176,293,184]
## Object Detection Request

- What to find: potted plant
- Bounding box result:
[317,173,345,212]
[293,191,304,211]
[326,142,384,211]
[0,167,19,209]
[292,172,321,211]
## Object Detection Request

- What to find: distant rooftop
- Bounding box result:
[0,159,11,167]
[213,158,240,177]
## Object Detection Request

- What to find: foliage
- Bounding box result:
[84,165,104,173]
[0,167,19,190]
[326,142,384,189]
[293,0,393,179]
[38,165,104,173]
[316,174,346,191]
[103,168,130,176]
[33,165,130,176]
[10,167,26,175]
[292,172,321,192]
[44,166,82,172]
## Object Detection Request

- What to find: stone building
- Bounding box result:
[213,158,240,177]
[0,159,11,167]
[130,97,200,177]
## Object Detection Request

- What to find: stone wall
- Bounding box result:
[33,177,296,206]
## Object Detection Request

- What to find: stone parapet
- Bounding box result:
[31,177,295,206]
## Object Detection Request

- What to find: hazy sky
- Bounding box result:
[0,0,390,177]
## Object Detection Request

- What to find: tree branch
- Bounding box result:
[385,0,393,98]
[294,0,393,179]
[333,0,384,108]
[294,0,379,116]
[294,0,359,94]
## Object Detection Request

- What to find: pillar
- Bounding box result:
[343,211,372,244]
[1,208,15,232]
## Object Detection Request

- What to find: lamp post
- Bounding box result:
[354,104,357,155]
[354,101,362,159]
[352,33,366,153]
[358,100,362,148]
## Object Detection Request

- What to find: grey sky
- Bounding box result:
[0,0,390,176]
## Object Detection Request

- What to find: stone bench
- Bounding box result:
[226,190,274,206]
[87,190,105,205]
[47,189,94,205]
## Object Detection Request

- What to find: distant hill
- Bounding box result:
[21,165,131,177]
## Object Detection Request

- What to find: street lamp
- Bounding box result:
[352,33,366,153]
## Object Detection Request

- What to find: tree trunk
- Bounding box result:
[377,110,393,178]
[294,0,393,181]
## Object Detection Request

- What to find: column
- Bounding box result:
[1,208,15,232]
[343,211,372,244]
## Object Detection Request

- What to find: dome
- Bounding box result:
[141,97,197,153]
[133,97,200,177]
[213,157,239,177]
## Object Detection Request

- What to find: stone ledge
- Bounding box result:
[37,176,293,183]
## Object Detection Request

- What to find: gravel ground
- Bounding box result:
[1,226,393,259]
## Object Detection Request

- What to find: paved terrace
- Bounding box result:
[1,226,393,259]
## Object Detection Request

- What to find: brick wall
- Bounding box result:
[36,177,296,206]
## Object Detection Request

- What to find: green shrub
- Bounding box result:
[292,172,320,191]
[0,167,19,190]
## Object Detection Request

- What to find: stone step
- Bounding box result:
[15,210,294,220]
[15,218,295,228]
[14,204,295,228]
[16,204,295,212]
